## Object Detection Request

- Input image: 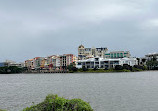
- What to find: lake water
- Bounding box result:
[0,71,158,111]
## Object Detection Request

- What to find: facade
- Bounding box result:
[52,55,60,69]
[25,59,34,70]
[0,62,8,67]
[145,53,158,69]
[78,44,108,60]
[65,54,74,66]
[105,51,131,58]
[60,54,76,70]
[0,62,5,67]
[76,57,138,69]
[60,55,67,69]
[73,55,78,66]
[25,54,77,71]
[0,61,24,68]
[137,57,147,66]
[145,53,158,61]
[33,57,44,69]
[40,58,48,69]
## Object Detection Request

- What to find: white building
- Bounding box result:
[105,51,131,58]
[145,52,158,61]
[52,55,60,69]
[76,57,138,69]
[78,45,108,60]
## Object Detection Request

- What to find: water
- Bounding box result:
[0,71,158,111]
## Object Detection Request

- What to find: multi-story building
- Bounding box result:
[65,54,74,66]
[60,54,76,70]
[78,44,108,60]
[145,53,158,61]
[40,58,48,69]
[73,55,78,66]
[0,62,6,67]
[76,57,138,69]
[60,55,67,69]
[137,57,147,66]
[52,55,60,69]
[0,62,9,67]
[25,54,77,71]
[145,52,158,69]
[0,61,24,68]
[25,59,34,70]
[33,57,44,69]
[105,51,131,58]
[25,57,43,70]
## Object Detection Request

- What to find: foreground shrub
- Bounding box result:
[0,109,6,111]
[23,94,93,111]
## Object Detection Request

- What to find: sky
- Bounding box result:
[0,0,158,62]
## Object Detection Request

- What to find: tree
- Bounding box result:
[146,60,158,70]
[93,66,98,70]
[82,66,88,71]
[0,66,23,74]
[123,64,132,71]
[115,65,123,70]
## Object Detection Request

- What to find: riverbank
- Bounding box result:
[69,69,144,73]
[68,65,148,73]
[0,65,150,74]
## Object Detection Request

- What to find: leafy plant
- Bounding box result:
[23,94,93,111]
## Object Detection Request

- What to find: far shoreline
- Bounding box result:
[1,70,158,75]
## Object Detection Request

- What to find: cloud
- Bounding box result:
[144,19,158,28]
[0,0,158,62]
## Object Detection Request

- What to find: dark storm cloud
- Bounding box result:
[0,0,158,62]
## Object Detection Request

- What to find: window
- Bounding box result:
[101,61,104,64]
[95,62,99,64]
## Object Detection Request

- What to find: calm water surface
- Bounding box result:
[0,71,158,111]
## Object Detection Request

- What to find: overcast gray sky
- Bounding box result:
[0,0,158,62]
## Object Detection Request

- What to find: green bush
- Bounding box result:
[0,66,23,74]
[23,94,93,111]
[115,65,123,70]
[0,109,6,111]
[82,66,88,71]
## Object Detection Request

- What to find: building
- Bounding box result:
[0,62,8,67]
[60,54,76,70]
[145,53,158,61]
[0,60,24,68]
[52,55,60,70]
[105,51,131,58]
[78,44,108,60]
[73,55,78,66]
[25,54,77,71]
[40,58,48,69]
[76,57,138,69]
[25,59,34,70]
[145,52,158,70]
[33,57,44,69]
[137,57,147,66]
